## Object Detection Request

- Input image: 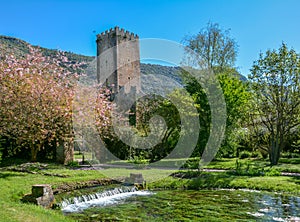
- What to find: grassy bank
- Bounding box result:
[0,165,107,222]
[203,158,300,173]
[148,171,300,194]
[0,158,299,221]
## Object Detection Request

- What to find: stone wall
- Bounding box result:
[56,138,74,165]
[96,26,141,93]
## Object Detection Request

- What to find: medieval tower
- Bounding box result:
[96,26,141,93]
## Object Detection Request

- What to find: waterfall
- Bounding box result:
[60,186,153,213]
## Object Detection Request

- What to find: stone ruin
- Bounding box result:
[22,184,55,209]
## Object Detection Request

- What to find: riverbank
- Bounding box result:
[0,160,299,222]
[148,171,300,194]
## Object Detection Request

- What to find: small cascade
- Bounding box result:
[60,186,153,213]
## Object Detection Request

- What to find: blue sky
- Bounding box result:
[1,0,300,76]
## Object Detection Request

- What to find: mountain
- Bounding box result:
[0,35,94,64]
[0,35,245,88]
[0,35,182,83]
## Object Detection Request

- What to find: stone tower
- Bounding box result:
[96,26,141,93]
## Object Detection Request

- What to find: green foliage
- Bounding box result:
[149,170,300,193]
[248,43,300,165]
[265,168,281,176]
[279,157,300,164]
[67,161,80,167]
[239,151,251,159]
[234,159,282,177]
[250,150,263,159]
[127,155,149,165]
[182,68,250,159]
[234,159,263,176]
[217,71,250,157]
[182,157,200,169]
[102,88,198,162]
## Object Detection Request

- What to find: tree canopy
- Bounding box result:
[248,43,300,165]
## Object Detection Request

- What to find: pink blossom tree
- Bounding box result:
[0,46,80,162]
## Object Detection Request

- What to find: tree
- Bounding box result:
[216,69,250,157]
[0,46,80,162]
[134,91,192,162]
[183,22,238,71]
[249,43,300,165]
[183,68,249,158]
[182,23,248,158]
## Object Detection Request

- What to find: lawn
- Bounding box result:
[0,165,107,222]
[0,156,299,222]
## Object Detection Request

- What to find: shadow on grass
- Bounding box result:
[169,171,238,190]
[0,157,31,167]
[211,159,233,162]
[0,172,26,178]
[288,176,300,185]
[188,172,237,189]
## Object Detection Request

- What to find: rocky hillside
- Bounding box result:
[0,35,245,88]
[0,35,94,64]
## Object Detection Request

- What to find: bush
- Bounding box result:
[239,151,251,159]
[265,168,281,176]
[251,151,263,159]
[182,158,199,169]
[279,158,300,164]
[127,155,149,165]
[281,152,300,159]
[67,161,79,167]
[234,159,263,176]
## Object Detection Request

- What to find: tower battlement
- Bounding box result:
[96,27,141,93]
[96,26,139,41]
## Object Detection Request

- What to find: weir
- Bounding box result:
[60,186,153,213]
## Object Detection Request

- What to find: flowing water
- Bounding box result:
[60,186,153,213]
[61,188,300,221]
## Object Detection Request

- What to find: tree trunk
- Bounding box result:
[269,138,280,166]
[31,145,38,162]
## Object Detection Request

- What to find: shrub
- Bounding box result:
[67,161,79,167]
[239,151,251,159]
[265,168,281,176]
[182,158,199,169]
[234,159,263,176]
[281,152,300,159]
[127,155,149,165]
[251,150,263,159]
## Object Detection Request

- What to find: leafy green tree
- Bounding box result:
[249,43,300,165]
[182,23,248,158]
[183,68,249,158]
[217,69,250,156]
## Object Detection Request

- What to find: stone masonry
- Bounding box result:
[96,26,141,93]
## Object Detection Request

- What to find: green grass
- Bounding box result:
[149,171,300,194]
[73,151,93,161]
[0,166,107,222]
[0,163,177,222]
[102,168,174,182]
[0,156,299,221]
[204,158,300,173]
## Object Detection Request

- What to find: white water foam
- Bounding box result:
[60,187,153,213]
